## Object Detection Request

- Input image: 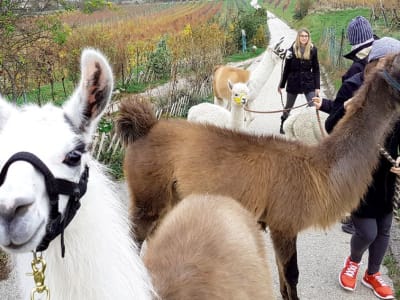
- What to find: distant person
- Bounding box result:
[342,16,376,82]
[313,16,376,116]
[328,37,400,300]
[340,16,377,235]
[278,28,320,134]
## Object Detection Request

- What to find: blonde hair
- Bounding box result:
[294,28,313,60]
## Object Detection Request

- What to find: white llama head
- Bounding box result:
[228,80,250,106]
[0,49,113,254]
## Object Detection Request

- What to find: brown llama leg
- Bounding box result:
[270,230,299,300]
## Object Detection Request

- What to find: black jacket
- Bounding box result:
[341,40,373,82]
[279,44,320,94]
[325,71,400,218]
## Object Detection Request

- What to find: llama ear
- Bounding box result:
[63,48,113,137]
[0,96,16,132]
[228,80,233,91]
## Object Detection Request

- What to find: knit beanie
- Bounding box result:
[368,37,400,62]
[347,16,374,46]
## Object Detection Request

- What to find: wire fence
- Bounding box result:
[92,80,213,164]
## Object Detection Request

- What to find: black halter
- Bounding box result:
[382,69,400,93]
[0,151,89,257]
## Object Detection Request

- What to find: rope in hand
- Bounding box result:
[243,101,310,114]
[378,146,400,220]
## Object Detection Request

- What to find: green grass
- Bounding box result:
[121,78,170,94]
[11,79,75,107]
[224,47,266,63]
[261,3,399,89]
[383,254,400,298]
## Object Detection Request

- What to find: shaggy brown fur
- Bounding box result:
[143,194,275,300]
[212,65,250,108]
[116,54,400,300]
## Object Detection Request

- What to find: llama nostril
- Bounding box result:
[14,203,32,218]
[0,197,34,221]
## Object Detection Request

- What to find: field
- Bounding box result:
[1,1,266,105]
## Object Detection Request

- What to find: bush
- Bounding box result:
[293,0,313,20]
[146,38,172,80]
[234,8,268,51]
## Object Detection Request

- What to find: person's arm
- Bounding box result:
[320,98,333,113]
[312,97,332,113]
[312,47,321,94]
[324,82,355,133]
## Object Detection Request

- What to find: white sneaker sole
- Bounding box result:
[362,278,394,300]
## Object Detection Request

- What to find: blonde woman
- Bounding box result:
[278,28,320,134]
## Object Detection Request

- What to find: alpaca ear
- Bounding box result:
[0,96,16,132]
[63,48,114,138]
[228,80,233,91]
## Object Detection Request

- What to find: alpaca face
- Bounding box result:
[230,82,250,106]
[0,49,113,253]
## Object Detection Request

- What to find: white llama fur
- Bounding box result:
[188,81,249,129]
[0,49,275,300]
[283,106,328,145]
[0,49,155,300]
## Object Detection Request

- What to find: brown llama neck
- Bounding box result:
[317,73,399,213]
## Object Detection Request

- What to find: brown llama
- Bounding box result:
[116,53,400,300]
[143,194,275,300]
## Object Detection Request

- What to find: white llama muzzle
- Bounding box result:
[0,151,89,257]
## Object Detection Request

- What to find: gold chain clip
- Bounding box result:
[27,251,50,300]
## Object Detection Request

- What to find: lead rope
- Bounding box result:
[378,146,400,221]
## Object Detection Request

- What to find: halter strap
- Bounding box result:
[0,151,89,257]
[382,69,400,93]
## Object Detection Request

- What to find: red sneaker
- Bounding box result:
[339,256,360,291]
[362,271,394,299]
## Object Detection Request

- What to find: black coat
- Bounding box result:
[279,45,320,94]
[341,40,373,82]
[325,72,399,218]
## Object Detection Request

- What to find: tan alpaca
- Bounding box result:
[143,194,275,300]
[212,65,250,109]
[116,54,400,300]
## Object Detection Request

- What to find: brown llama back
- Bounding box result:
[213,65,250,107]
[143,194,275,300]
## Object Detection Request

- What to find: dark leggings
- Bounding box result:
[350,212,393,274]
[281,91,315,120]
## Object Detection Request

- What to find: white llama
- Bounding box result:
[211,39,284,126]
[0,49,155,300]
[283,107,328,145]
[0,49,274,299]
[187,80,249,129]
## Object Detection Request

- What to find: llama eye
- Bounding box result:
[63,149,83,167]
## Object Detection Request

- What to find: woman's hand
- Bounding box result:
[390,156,400,175]
[312,96,322,110]
[315,89,320,97]
[278,87,282,95]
